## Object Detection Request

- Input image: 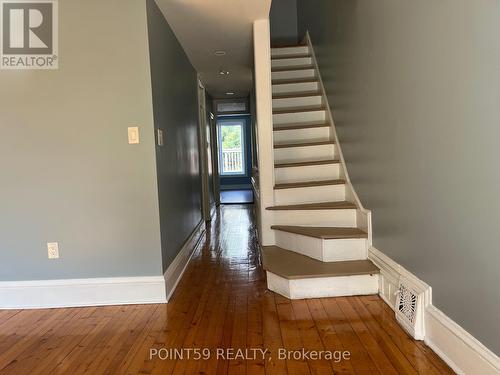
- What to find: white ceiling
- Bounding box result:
[154,0,272,98]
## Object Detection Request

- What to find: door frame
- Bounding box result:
[217,118,248,177]
[197,79,211,221]
[209,111,221,206]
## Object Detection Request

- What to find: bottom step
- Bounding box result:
[262,246,379,299]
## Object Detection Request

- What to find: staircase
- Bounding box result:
[261,43,380,299]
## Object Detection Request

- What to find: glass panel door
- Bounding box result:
[218,121,246,176]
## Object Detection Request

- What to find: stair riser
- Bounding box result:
[273,110,326,126]
[274,144,335,163]
[273,81,319,95]
[274,184,346,206]
[272,69,316,81]
[274,231,368,262]
[273,126,330,143]
[323,239,368,261]
[269,208,355,226]
[271,46,309,57]
[274,164,340,184]
[267,271,379,299]
[272,95,322,110]
[272,57,312,69]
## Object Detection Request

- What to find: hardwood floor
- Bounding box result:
[0,205,453,374]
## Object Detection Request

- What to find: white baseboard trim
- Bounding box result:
[0,276,167,309]
[425,305,500,375]
[0,219,208,309]
[164,219,206,302]
[369,246,500,375]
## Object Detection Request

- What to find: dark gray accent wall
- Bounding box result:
[297,0,500,355]
[269,0,298,46]
[146,0,203,273]
[0,0,163,280]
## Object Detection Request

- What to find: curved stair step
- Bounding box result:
[262,246,378,279]
[262,246,379,299]
[272,226,368,262]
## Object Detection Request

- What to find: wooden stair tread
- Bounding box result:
[272,54,311,60]
[274,140,334,149]
[275,159,340,168]
[272,65,315,72]
[271,43,308,49]
[271,226,368,239]
[273,106,325,114]
[273,91,322,99]
[274,179,344,190]
[267,201,356,210]
[273,122,329,131]
[262,246,379,280]
[272,77,318,85]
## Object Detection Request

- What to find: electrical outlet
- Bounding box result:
[47,242,59,259]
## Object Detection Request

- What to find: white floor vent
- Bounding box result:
[395,276,430,340]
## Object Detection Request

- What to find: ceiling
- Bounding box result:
[154,0,272,98]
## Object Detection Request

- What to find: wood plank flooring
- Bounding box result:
[0,205,453,374]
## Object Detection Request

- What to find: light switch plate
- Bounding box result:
[47,242,59,259]
[157,129,164,146]
[128,127,140,144]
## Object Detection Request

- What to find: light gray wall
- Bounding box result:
[269,0,298,46]
[0,0,163,280]
[146,0,203,272]
[298,0,500,355]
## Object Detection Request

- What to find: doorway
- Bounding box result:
[217,116,254,204]
[197,80,216,220]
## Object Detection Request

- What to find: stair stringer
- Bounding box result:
[302,31,373,253]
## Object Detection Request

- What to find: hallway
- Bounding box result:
[0,205,452,374]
